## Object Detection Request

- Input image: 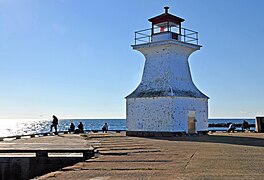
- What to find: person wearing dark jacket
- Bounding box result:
[69,123,75,132]
[50,115,59,134]
[74,122,84,133]
[102,123,108,133]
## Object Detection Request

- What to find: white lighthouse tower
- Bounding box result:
[126,7,209,136]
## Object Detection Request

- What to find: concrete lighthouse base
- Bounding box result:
[126,96,208,137]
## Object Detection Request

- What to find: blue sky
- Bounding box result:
[0,0,264,119]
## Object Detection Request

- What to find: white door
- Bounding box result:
[188,111,196,134]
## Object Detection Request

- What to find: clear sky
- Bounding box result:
[0,0,264,120]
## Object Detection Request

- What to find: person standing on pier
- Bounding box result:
[50,115,59,134]
[102,123,108,133]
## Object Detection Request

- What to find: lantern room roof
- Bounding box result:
[148,7,185,25]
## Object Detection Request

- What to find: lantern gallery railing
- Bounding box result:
[134,26,198,45]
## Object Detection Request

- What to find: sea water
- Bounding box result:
[209,118,255,131]
[0,119,126,137]
[0,118,255,137]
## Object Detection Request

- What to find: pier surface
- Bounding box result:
[2,132,264,179]
[33,132,264,180]
[0,134,94,180]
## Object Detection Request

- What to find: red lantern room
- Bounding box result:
[149,7,184,36]
[149,6,184,41]
[134,7,198,45]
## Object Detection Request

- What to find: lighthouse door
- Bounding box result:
[188,111,196,134]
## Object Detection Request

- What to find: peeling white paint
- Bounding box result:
[126,97,208,132]
[126,32,209,134]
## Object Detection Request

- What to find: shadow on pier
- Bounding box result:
[146,134,264,148]
[0,132,95,180]
[0,156,86,180]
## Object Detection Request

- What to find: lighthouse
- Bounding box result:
[126,7,209,136]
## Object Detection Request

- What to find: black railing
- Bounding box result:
[134,26,199,45]
[134,28,152,45]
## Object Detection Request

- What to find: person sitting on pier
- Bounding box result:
[102,123,108,133]
[241,120,250,132]
[50,115,59,135]
[227,123,236,133]
[74,122,84,134]
[69,123,75,132]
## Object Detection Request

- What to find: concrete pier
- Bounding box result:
[0,134,93,180]
[38,132,264,180]
[3,132,264,179]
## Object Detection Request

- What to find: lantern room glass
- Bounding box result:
[153,22,181,35]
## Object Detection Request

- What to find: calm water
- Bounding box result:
[208,118,255,131]
[0,119,126,137]
[0,118,255,137]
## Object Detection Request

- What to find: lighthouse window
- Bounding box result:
[169,23,180,34]
[153,23,169,34]
[153,22,180,35]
